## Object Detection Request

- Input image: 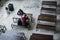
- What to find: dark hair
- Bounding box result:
[19,9,22,11]
[5,7,8,10]
[24,14,27,17]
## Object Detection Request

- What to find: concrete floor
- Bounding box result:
[0,0,60,40]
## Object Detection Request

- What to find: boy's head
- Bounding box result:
[19,9,22,11]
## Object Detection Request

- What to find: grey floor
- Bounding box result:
[0,0,60,40]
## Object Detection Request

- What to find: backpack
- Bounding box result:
[18,19,22,25]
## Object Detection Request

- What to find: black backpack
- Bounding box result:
[18,19,22,25]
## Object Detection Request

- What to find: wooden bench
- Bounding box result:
[27,14,32,17]
[38,14,56,22]
[30,33,53,40]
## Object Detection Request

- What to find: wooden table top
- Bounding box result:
[36,24,56,31]
[30,33,53,40]
[38,14,56,22]
[42,1,57,6]
[41,7,56,11]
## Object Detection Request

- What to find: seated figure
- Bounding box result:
[21,14,29,26]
